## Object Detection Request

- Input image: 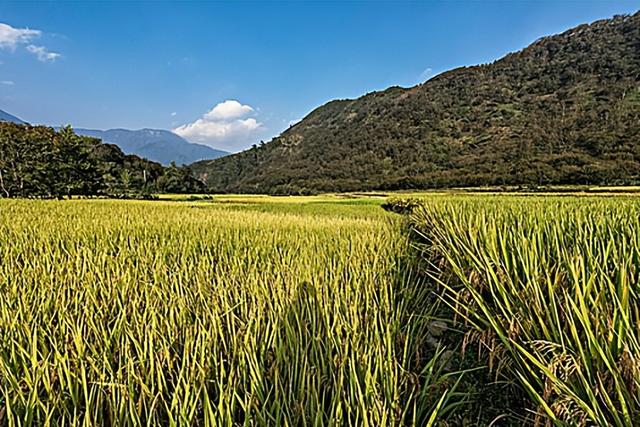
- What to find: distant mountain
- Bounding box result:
[74,128,228,166]
[191,12,640,194]
[0,109,25,124]
[0,109,226,165]
[0,122,205,198]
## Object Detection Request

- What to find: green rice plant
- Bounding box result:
[0,198,460,426]
[409,196,640,426]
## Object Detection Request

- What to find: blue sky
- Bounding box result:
[1,1,638,152]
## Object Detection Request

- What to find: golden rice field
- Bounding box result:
[0,197,451,426]
[407,195,640,426]
[2,194,640,426]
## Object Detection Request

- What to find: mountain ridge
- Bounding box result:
[191,12,640,194]
[1,108,228,166]
[0,109,25,124]
[73,128,228,166]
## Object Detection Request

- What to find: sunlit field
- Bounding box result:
[0,197,449,426]
[2,194,640,426]
[406,195,640,426]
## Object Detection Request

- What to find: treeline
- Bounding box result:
[0,122,204,198]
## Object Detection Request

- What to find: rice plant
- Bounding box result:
[0,198,458,426]
[409,196,640,426]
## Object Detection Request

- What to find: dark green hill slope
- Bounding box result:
[192,12,640,194]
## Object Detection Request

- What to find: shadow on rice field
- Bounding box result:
[2,193,640,425]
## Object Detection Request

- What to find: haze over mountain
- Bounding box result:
[73,128,228,166]
[0,109,25,124]
[192,12,640,194]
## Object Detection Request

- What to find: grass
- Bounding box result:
[0,197,457,426]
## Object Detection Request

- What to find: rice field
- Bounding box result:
[407,195,640,426]
[0,197,452,426]
[2,194,640,426]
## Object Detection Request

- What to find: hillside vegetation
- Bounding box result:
[192,12,640,194]
[0,122,204,198]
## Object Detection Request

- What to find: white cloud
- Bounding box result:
[0,23,60,62]
[170,111,177,117]
[176,117,260,141]
[0,23,40,49]
[26,44,61,62]
[173,100,263,152]
[204,100,254,121]
[1,80,14,85]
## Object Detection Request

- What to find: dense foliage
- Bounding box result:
[0,122,204,198]
[192,12,640,194]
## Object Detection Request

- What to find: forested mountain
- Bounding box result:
[72,128,228,166]
[0,109,25,124]
[192,12,640,194]
[0,122,204,198]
